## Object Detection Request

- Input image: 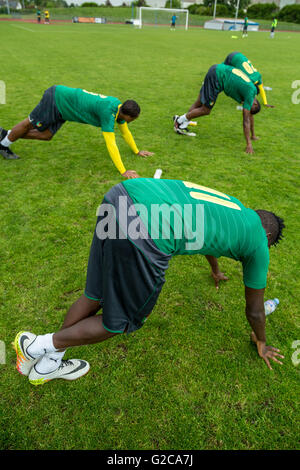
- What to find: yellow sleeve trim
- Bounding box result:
[102,132,126,175]
[258,84,268,105]
[118,122,139,155]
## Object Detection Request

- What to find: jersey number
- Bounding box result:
[242,61,257,75]
[183,181,241,211]
[232,68,251,83]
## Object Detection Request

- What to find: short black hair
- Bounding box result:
[256,210,285,246]
[120,100,140,118]
[251,99,261,115]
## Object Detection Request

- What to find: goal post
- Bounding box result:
[138,7,189,30]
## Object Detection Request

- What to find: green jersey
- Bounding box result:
[122,178,269,289]
[225,52,262,85]
[216,64,257,110]
[54,85,125,131]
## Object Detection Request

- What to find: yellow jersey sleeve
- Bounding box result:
[102,132,126,175]
[258,84,268,105]
[118,122,139,155]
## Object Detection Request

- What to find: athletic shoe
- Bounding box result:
[0,127,8,140]
[28,359,90,386]
[13,331,39,376]
[0,144,20,160]
[173,116,196,137]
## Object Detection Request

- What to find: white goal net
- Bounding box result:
[137,7,189,30]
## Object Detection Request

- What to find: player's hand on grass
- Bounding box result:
[245,144,254,154]
[122,170,140,179]
[211,271,229,290]
[138,150,154,157]
[256,341,284,370]
[264,104,275,108]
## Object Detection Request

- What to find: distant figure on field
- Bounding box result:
[242,16,248,37]
[171,14,177,30]
[36,9,41,23]
[270,18,278,38]
[44,10,50,24]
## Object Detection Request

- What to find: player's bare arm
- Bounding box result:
[245,286,284,370]
[250,114,259,141]
[243,109,254,153]
[205,255,229,290]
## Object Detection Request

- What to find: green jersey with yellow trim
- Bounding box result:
[216,64,257,110]
[227,52,262,85]
[54,85,125,131]
[122,178,269,289]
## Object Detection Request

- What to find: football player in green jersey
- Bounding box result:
[174,63,261,154]
[15,179,285,385]
[0,85,153,178]
[224,52,274,108]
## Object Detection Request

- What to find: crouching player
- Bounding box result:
[14,178,285,385]
[224,51,274,108]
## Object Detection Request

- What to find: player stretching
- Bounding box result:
[224,52,274,108]
[0,85,153,178]
[14,178,285,385]
[174,63,261,154]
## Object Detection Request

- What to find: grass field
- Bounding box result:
[0,22,299,451]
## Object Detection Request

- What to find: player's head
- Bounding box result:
[256,210,285,247]
[250,98,261,115]
[119,100,140,122]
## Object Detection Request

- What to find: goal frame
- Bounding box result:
[138,7,189,30]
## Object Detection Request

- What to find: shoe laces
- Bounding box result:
[58,359,73,370]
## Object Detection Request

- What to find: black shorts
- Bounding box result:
[200,65,220,109]
[84,206,167,334]
[224,51,238,66]
[29,85,65,135]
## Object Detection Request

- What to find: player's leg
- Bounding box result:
[174,66,218,134]
[53,313,117,350]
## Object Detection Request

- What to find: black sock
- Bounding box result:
[0,129,8,140]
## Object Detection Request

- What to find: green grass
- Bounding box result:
[0,23,299,450]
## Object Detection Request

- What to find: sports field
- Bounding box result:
[0,22,299,450]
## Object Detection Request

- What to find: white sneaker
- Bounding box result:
[173,115,196,137]
[13,331,39,376]
[175,127,196,137]
[28,359,90,386]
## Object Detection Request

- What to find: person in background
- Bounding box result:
[44,10,50,25]
[170,14,177,30]
[270,18,278,38]
[242,16,248,38]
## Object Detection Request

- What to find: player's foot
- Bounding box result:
[173,116,196,136]
[0,127,8,140]
[175,128,196,137]
[13,331,39,376]
[0,144,20,160]
[28,359,90,386]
